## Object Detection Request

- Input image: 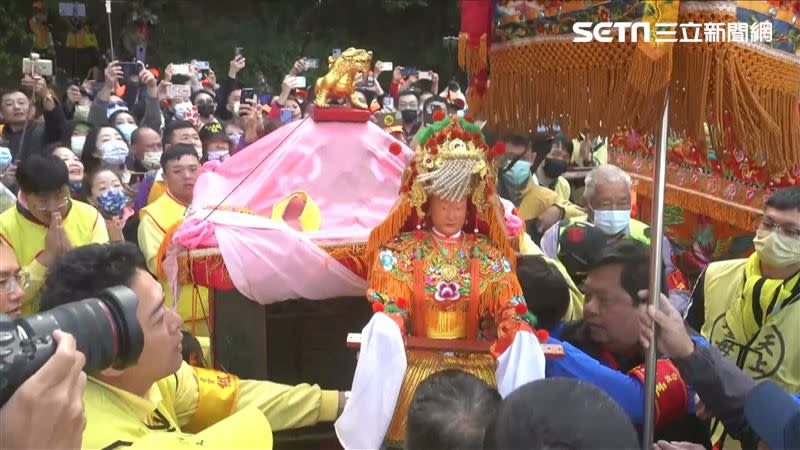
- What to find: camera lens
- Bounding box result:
[17,286,143,373]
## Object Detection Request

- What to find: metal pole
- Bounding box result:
[105,1,115,60]
[642,93,669,449]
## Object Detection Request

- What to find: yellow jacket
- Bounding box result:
[138,192,209,337]
[518,179,585,223]
[0,201,108,314]
[700,258,800,448]
[82,362,340,449]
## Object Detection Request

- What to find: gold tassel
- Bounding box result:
[458,32,488,76]
[156,219,184,280]
[366,196,411,268]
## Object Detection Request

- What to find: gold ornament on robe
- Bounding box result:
[313,47,373,110]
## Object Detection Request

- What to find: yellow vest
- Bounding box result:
[701,258,800,447]
[0,201,108,314]
[519,233,584,321]
[553,176,572,203]
[82,363,272,449]
[140,194,209,337]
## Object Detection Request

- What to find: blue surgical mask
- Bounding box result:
[0,147,12,172]
[99,140,129,165]
[502,160,532,187]
[591,207,631,235]
[96,189,128,218]
[116,123,137,143]
[207,150,229,162]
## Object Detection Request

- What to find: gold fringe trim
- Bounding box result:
[385,350,496,443]
[632,176,761,231]
[366,196,412,273]
[156,219,184,280]
[466,85,485,120]
[458,32,488,76]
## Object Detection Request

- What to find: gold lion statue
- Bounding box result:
[314,48,373,109]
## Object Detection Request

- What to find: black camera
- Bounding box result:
[0,286,143,406]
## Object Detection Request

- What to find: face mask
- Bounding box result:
[74,104,90,121]
[502,160,532,187]
[106,104,129,118]
[754,229,800,268]
[228,133,241,147]
[197,102,215,118]
[142,151,162,171]
[207,150,229,162]
[0,147,12,172]
[542,158,569,179]
[174,102,197,122]
[591,207,631,235]
[96,188,128,218]
[194,146,203,159]
[232,101,241,116]
[70,135,86,156]
[401,109,418,124]
[99,140,130,165]
[68,180,83,193]
[116,123,137,143]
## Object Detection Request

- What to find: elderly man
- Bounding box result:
[540,164,690,314]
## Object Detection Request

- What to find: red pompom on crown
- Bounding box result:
[389,142,402,156]
[396,297,408,309]
[536,329,550,342]
[514,302,528,315]
[432,109,446,122]
[491,142,506,156]
[372,302,385,313]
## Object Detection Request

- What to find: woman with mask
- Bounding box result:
[64,121,92,157]
[83,167,136,242]
[80,126,135,198]
[533,134,573,203]
[108,110,139,144]
[49,144,85,199]
[192,90,218,128]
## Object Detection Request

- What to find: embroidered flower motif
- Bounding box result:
[501,258,512,273]
[379,250,398,272]
[435,281,461,302]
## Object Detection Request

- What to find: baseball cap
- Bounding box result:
[557,221,610,284]
[198,122,228,144]
[744,380,800,450]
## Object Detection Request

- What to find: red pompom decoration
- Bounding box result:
[372,302,385,313]
[396,297,408,309]
[464,114,474,123]
[514,302,528,315]
[536,329,550,342]
[389,142,402,156]
[432,109,446,122]
[491,142,506,156]
[400,184,409,193]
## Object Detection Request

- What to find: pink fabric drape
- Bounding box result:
[165,118,413,304]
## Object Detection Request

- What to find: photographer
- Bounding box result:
[0,330,86,450]
[88,60,161,133]
[39,242,346,449]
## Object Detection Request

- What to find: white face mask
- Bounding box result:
[207,150,229,162]
[142,151,162,171]
[70,135,86,156]
[194,146,203,159]
[754,229,800,268]
[174,102,195,121]
[591,207,631,235]
[232,101,240,116]
[0,147,12,172]
[99,140,130,166]
[116,123,137,143]
[74,104,90,121]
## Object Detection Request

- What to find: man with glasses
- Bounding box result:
[0,154,107,314]
[687,186,800,449]
[0,243,25,318]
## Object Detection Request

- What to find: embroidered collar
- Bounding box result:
[432,227,462,239]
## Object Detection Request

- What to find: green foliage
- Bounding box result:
[0,1,33,89]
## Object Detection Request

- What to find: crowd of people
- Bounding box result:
[0,44,798,450]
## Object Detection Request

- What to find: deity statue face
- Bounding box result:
[429,195,468,237]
